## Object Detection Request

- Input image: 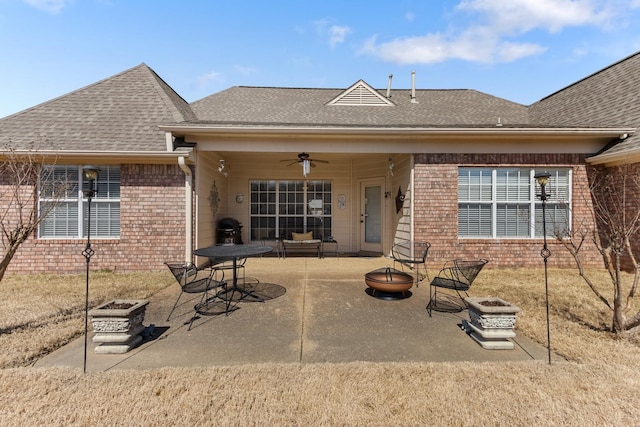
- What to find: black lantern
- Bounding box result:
[82,166,99,373]
[534,171,552,365]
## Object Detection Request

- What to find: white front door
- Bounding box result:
[360,178,384,253]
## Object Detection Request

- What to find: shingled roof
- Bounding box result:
[2,53,639,162]
[530,51,640,165]
[0,63,195,152]
[190,85,530,128]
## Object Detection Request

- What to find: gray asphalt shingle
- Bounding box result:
[2,52,640,159]
[190,86,530,128]
[530,51,640,161]
[0,63,195,152]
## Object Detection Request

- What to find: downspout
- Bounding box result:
[178,156,193,263]
[167,131,194,262]
[410,155,415,243]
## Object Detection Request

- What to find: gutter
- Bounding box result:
[0,150,196,163]
[586,133,640,166]
[160,124,636,137]
[586,151,640,166]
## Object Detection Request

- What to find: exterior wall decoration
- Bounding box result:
[209,180,220,216]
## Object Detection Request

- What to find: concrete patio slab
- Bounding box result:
[35,257,551,371]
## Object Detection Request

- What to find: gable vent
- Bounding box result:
[327,80,394,106]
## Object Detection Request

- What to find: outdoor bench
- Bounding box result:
[280,231,323,258]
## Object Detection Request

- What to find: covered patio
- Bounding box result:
[36,256,550,371]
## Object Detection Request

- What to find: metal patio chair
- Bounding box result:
[165,262,230,327]
[207,255,247,287]
[427,259,488,316]
[392,240,431,287]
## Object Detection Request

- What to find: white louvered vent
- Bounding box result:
[327,80,394,106]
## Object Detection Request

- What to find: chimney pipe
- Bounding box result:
[386,74,393,98]
[411,70,417,103]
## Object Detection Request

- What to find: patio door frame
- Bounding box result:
[359,177,384,253]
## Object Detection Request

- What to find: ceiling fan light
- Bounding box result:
[302,159,311,177]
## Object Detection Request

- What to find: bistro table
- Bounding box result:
[193,244,272,302]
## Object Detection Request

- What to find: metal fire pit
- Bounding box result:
[365,267,413,300]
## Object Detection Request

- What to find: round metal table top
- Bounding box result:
[193,244,272,259]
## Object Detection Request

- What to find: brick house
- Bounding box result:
[2,52,640,274]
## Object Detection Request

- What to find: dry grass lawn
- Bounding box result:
[0,271,173,369]
[1,264,639,425]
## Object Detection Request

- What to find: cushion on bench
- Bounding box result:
[292,231,314,241]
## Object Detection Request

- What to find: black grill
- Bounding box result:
[217,218,243,244]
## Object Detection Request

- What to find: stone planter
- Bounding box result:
[462,297,520,350]
[89,299,149,354]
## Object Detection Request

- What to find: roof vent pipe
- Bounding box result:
[410,70,417,103]
[386,74,393,98]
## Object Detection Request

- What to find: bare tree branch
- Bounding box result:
[0,143,68,281]
[556,226,612,310]
[555,164,640,334]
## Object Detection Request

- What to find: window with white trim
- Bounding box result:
[250,180,332,241]
[458,168,570,238]
[38,165,120,238]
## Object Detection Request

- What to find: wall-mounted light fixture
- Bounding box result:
[235,193,245,204]
[218,159,228,177]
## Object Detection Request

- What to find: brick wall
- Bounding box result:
[413,153,604,269]
[5,164,188,274]
[588,163,640,272]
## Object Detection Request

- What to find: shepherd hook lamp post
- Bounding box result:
[534,171,552,365]
[82,166,99,373]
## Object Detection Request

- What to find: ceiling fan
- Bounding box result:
[281,153,328,176]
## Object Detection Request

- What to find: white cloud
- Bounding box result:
[196,71,222,88]
[496,41,547,62]
[359,28,544,65]
[456,0,614,33]
[569,47,589,60]
[361,34,452,64]
[313,19,352,48]
[22,0,70,14]
[233,65,259,76]
[328,25,352,48]
[360,0,631,65]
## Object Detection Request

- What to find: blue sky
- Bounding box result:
[2,0,640,118]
